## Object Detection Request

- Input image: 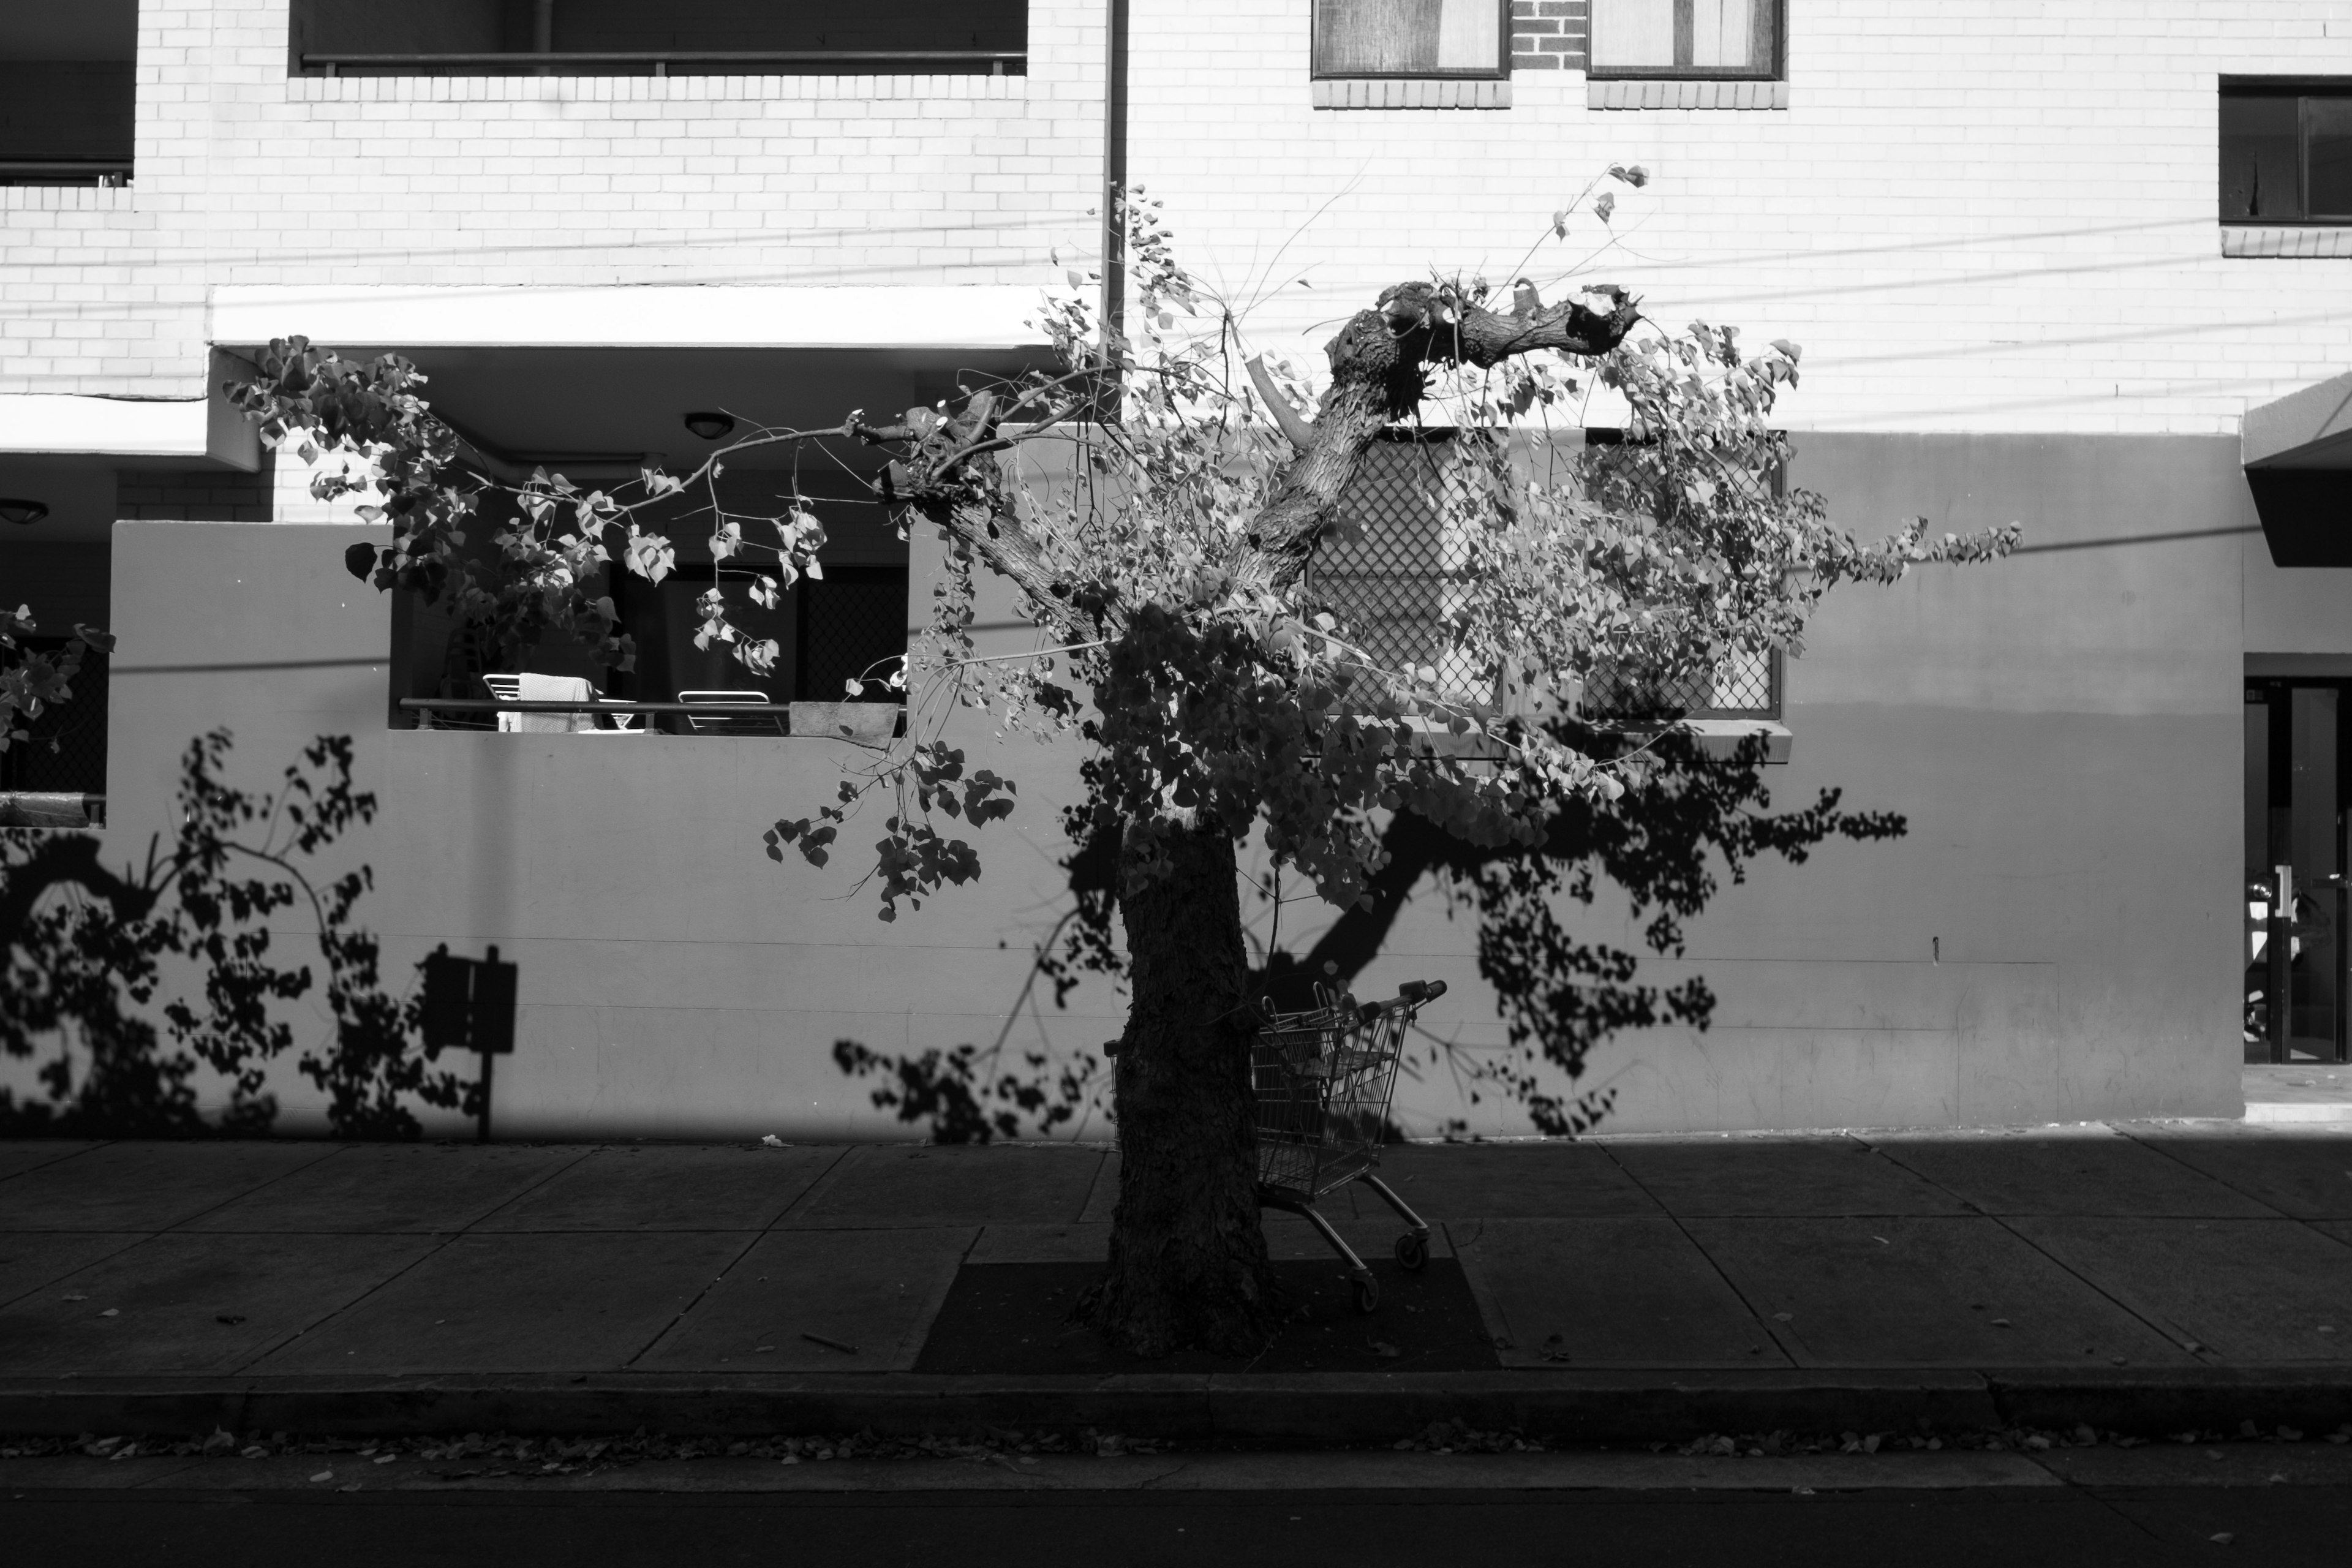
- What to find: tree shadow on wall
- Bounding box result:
[832,731,1905,1142]
[0,730,477,1139]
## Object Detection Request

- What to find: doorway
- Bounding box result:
[2245,680,2352,1063]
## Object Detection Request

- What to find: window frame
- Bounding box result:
[1309,0,1513,82]
[2221,77,2352,227]
[1584,0,1785,83]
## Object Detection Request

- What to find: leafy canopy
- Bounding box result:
[231,178,2015,928]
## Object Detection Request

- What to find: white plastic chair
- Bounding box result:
[482,674,524,733]
[677,689,782,736]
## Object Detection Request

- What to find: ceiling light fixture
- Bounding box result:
[682,411,736,441]
[0,498,48,526]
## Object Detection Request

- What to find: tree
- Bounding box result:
[237,175,2014,1355]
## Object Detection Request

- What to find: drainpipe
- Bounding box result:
[1100,0,1129,360]
[533,0,556,53]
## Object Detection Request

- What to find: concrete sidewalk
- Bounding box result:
[3,1123,2351,1442]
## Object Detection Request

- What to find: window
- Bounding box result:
[1588,0,1781,80]
[0,636,109,796]
[290,0,1025,78]
[1312,0,1508,79]
[1310,432,1783,723]
[2222,81,2352,224]
[0,3,135,187]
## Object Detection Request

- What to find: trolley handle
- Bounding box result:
[1396,979,1447,1006]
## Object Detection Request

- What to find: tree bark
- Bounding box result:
[1087,816,1278,1356]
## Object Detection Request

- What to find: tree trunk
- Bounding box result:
[1087,818,1279,1356]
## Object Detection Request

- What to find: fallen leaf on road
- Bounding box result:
[61,1294,86,1302]
[98,1308,118,1318]
[215,1314,246,1326]
[309,1470,333,1483]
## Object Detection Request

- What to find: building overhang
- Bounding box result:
[0,350,263,472]
[208,284,1051,354]
[205,284,1061,477]
[2244,369,2352,566]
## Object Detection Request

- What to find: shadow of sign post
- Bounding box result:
[421,945,518,1142]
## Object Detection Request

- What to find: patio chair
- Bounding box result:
[486,673,597,733]
[678,688,783,736]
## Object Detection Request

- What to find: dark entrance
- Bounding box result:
[2245,680,2352,1063]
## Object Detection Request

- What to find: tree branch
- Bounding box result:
[1241,281,1642,586]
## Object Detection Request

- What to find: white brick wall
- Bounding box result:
[0,0,1109,396]
[1129,0,2352,436]
[7,2,2351,436]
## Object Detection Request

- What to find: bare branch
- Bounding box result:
[1245,355,1315,452]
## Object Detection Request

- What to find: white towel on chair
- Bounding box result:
[515,672,595,733]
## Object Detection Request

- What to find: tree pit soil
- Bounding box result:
[913,1257,1499,1374]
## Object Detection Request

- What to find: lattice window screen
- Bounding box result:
[1312,434,1782,720]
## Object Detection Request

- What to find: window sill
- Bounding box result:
[1587,78,1788,110]
[1311,78,1512,110]
[2222,225,2352,258]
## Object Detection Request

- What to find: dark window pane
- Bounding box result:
[2307,97,2352,218]
[2221,92,2302,220]
[796,568,909,703]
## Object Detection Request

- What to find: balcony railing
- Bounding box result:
[301,50,1024,77]
[398,698,905,741]
[0,157,132,187]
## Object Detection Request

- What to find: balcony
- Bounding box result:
[290,0,1027,78]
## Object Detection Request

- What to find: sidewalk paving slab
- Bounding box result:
[636,1227,976,1373]
[1366,1144,1665,1219]
[1681,1216,2199,1369]
[0,1142,340,1232]
[0,1140,100,1185]
[253,1231,753,1374]
[2118,1124,2352,1218]
[0,1232,441,1374]
[1864,1126,2281,1217]
[2004,1216,2352,1362]
[790,1145,1104,1229]
[180,1144,589,1234]
[0,1232,154,1309]
[1600,1136,1971,1217]
[1449,1217,1790,1368]
[471,1145,843,1233]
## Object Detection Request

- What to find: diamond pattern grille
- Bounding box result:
[1310,434,1782,719]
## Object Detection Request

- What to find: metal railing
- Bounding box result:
[0,158,132,186]
[301,51,1024,77]
[396,698,904,737]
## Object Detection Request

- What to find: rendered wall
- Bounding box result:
[59,431,2346,1138]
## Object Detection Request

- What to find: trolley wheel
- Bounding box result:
[1395,1232,1429,1273]
[1352,1274,1381,1314]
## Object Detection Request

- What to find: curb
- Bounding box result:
[4,1369,2348,1442]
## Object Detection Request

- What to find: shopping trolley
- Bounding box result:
[1252,979,1444,1313]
